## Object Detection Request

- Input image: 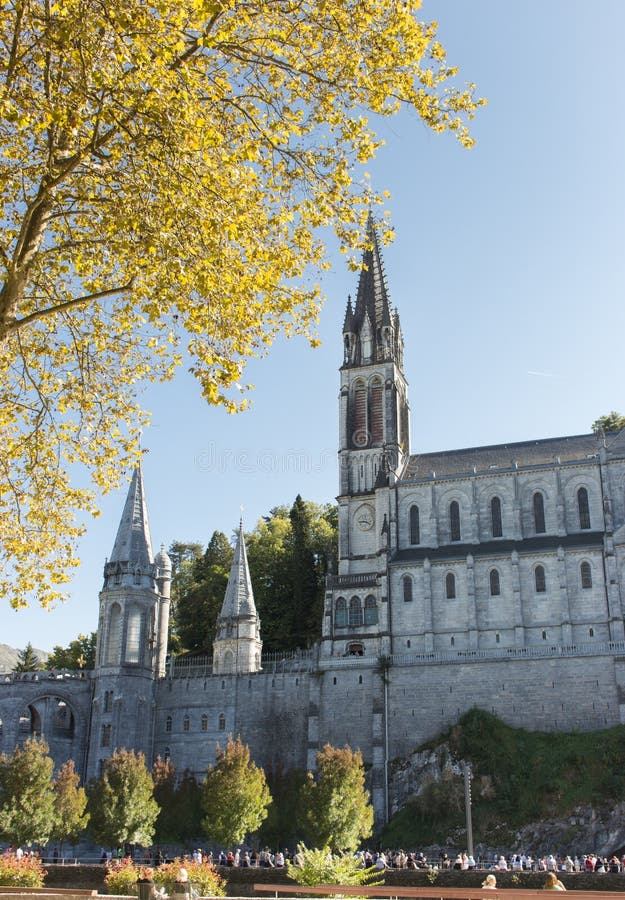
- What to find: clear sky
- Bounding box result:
[4,0,625,652]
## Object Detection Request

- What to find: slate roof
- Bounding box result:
[109,464,153,567]
[403,433,604,481]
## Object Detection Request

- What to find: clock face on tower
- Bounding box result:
[356,504,374,531]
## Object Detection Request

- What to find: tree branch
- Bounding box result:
[3,281,134,336]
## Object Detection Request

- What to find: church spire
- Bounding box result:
[212,522,262,674]
[343,213,401,366]
[219,522,258,620]
[108,463,153,569]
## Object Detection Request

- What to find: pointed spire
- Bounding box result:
[108,464,153,568]
[219,522,257,619]
[354,212,392,333]
[342,294,355,333]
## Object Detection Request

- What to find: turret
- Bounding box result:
[212,522,262,675]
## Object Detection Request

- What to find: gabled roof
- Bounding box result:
[403,433,605,481]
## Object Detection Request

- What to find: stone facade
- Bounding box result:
[1,218,625,825]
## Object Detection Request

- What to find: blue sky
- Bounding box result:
[5,0,625,652]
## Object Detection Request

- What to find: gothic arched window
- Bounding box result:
[450,501,461,542]
[125,606,141,664]
[369,377,383,445]
[489,569,501,596]
[403,575,413,603]
[578,487,591,530]
[201,714,208,732]
[491,496,503,538]
[165,715,172,733]
[349,596,363,627]
[352,379,368,448]
[534,564,546,593]
[364,595,378,624]
[218,713,226,731]
[183,715,190,733]
[533,492,546,534]
[335,597,347,628]
[446,572,456,599]
[106,603,122,665]
[580,561,592,589]
[409,505,420,545]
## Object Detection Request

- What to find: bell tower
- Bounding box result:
[87,464,171,778]
[338,214,410,496]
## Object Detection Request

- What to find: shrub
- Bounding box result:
[0,852,47,887]
[154,858,225,897]
[104,859,141,895]
[287,844,382,889]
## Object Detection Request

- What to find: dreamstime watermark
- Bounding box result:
[195,442,336,475]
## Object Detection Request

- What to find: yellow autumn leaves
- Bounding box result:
[0,0,484,608]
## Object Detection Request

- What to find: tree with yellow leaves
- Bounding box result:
[0,0,483,608]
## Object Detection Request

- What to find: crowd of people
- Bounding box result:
[130,846,625,874]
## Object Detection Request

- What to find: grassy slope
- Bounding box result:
[380,708,625,847]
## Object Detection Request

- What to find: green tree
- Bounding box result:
[0,738,55,846]
[87,749,159,847]
[592,412,625,433]
[287,844,382,887]
[50,759,90,850]
[246,500,338,653]
[12,642,41,672]
[175,532,234,654]
[0,0,482,611]
[152,755,177,844]
[201,736,272,847]
[175,769,204,843]
[46,632,97,670]
[300,745,373,852]
[167,541,204,654]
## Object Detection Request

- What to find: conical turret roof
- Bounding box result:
[108,464,153,568]
[219,523,257,619]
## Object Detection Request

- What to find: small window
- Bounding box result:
[534,565,546,593]
[496,633,500,644]
[201,714,208,732]
[349,596,363,627]
[450,501,461,542]
[542,630,547,641]
[589,627,594,638]
[446,572,456,599]
[491,496,503,537]
[409,505,420,545]
[104,690,112,713]
[218,713,226,731]
[335,597,347,628]
[101,724,111,747]
[403,575,413,603]
[164,747,170,761]
[364,595,378,624]
[578,487,590,530]
[450,636,455,647]
[183,715,190,733]
[165,715,172,733]
[347,643,364,656]
[580,561,592,589]
[533,492,546,533]
[489,569,501,597]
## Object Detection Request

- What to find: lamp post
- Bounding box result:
[463,762,474,858]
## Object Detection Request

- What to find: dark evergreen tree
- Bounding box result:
[174,531,233,654]
[13,642,40,672]
[152,756,177,844]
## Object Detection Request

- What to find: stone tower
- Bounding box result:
[87,464,171,778]
[323,217,410,658]
[212,522,263,674]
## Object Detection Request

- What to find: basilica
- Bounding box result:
[2,220,625,824]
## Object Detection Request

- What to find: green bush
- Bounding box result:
[104,858,225,897]
[287,844,382,889]
[0,852,47,887]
